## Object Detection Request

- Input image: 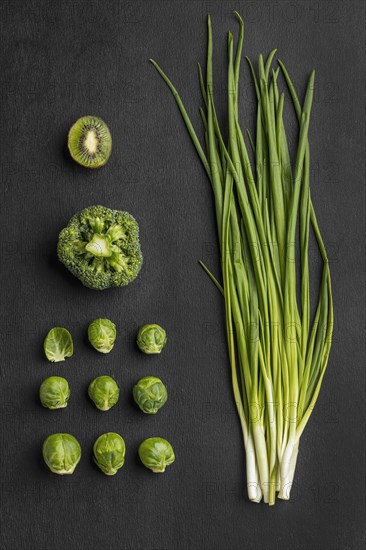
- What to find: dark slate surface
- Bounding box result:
[0,1,365,549]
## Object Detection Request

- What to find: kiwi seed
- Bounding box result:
[67,115,112,168]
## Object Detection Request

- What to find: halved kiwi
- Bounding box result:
[68,116,112,168]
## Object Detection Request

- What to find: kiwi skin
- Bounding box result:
[67,115,112,169]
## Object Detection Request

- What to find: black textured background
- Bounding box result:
[0,1,365,549]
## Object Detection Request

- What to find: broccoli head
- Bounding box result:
[57,205,143,290]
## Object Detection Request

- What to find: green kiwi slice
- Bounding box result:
[68,116,112,168]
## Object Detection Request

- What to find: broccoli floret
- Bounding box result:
[57,205,143,290]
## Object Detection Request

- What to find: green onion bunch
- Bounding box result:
[151,12,333,505]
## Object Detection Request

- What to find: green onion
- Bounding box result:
[151,12,333,505]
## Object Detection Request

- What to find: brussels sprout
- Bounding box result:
[44,327,73,362]
[136,324,167,354]
[42,433,81,475]
[88,318,116,354]
[88,375,120,411]
[133,376,168,414]
[39,376,70,409]
[138,437,175,473]
[93,432,126,475]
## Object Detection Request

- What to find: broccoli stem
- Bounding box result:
[85,234,112,258]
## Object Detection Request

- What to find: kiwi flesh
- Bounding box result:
[68,116,112,168]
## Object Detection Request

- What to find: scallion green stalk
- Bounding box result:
[151,12,333,505]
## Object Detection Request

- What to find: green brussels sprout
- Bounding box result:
[93,432,126,475]
[39,376,70,409]
[44,327,73,362]
[88,318,116,354]
[133,376,168,414]
[88,375,120,411]
[136,324,167,354]
[138,437,175,473]
[42,433,81,475]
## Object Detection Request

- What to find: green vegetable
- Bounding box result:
[39,376,70,409]
[57,205,143,290]
[44,327,73,362]
[88,318,116,353]
[93,432,126,475]
[151,13,333,504]
[42,433,81,475]
[133,376,168,414]
[136,324,167,354]
[88,375,120,411]
[138,437,175,473]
